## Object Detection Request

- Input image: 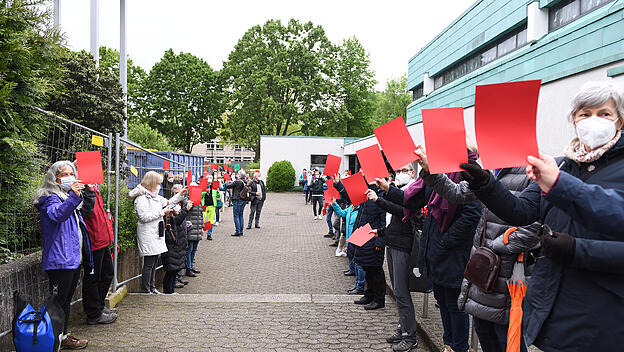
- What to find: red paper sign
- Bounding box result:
[203,221,212,231]
[202,205,207,212]
[186,170,192,187]
[163,160,170,170]
[212,181,220,190]
[199,178,208,191]
[75,151,104,184]
[373,116,419,170]
[188,186,202,205]
[475,80,541,169]
[340,172,368,206]
[348,223,374,247]
[323,154,342,177]
[325,180,340,201]
[356,144,389,181]
[223,173,231,181]
[422,107,468,174]
[211,163,218,170]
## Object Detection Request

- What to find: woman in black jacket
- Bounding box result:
[161,200,191,294]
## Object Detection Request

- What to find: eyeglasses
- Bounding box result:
[536,224,554,238]
[395,168,412,173]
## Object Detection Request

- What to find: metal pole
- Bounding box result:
[422,292,429,318]
[112,133,120,292]
[90,0,99,66]
[106,133,112,215]
[120,0,128,138]
[53,0,61,27]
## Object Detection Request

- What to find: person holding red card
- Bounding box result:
[161,188,192,294]
[201,175,220,240]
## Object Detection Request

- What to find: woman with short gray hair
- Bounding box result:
[460,80,624,351]
[226,169,249,236]
[34,160,91,349]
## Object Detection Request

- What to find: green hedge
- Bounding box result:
[266,160,296,192]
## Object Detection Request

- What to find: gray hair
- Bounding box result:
[33,160,75,205]
[253,172,260,179]
[569,80,624,124]
[238,169,246,178]
[171,184,184,193]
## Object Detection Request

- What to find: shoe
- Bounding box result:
[207,235,212,240]
[343,271,355,276]
[177,278,189,285]
[175,282,184,288]
[214,222,219,226]
[151,289,162,295]
[354,296,374,305]
[343,269,351,274]
[348,288,365,295]
[329,242,338,247]
[393,340,419,352]
[185,269,197,277]
[61,334,88,349]
[364,301,385,310]
[103,307,118,315]
[443,345,455,352]
[246,225,252,230]
[335,248,342,256]
[191,268,201,274]
[313,216,317,220]
[231,233,241,237]
[386,330,402,344]
[324,233,333,238]
[255,225,260,228]
[339,251,347,257]
[87,311,117,325]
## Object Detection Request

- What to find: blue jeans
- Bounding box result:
[215,206,221,222]
[186,240,199,269]
[433,283,469,352]
[473,317,527,352]
[232,200,246,234]
[326,206,335,235]
[349,257,366,290]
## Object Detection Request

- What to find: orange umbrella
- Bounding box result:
[506,253,527,352]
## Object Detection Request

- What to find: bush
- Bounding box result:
[266,160,296,192]
[246,161,260,169]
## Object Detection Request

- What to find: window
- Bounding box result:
[310,154,327,166]
[549,0,614,31]
[433,24,528,90]
[234,144,242,151]
[412,84,424,101]
[216,158,224,164]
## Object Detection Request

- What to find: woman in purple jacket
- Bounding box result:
[34,160,92,350]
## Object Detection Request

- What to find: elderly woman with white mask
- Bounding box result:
[460,81,624,351]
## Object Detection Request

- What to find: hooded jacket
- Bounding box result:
[161,207,188,272]
[130,185,168,257]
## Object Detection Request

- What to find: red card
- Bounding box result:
[212,181,220,190]
[422,108,468,174]
[348,223,374,247]
[475,80,541,169]
[186,170,192,187]
[202,205,207,212]
[340,172,368,206]
[163,160,170,170]
[75,151,104,184]
[189,186,202,205]
[211,163,218,170]
[325,180,340,200]
[356,144,389,181]
[374,116,419,170]
[323,154,341,177]
[199,178,208,191]
[223,173,231,181]
[203,221,212,231]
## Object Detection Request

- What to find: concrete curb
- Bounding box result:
[106,284,127,308]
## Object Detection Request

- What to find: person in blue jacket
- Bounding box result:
[331,197,364,292]
[333,174,387,310]
[33,160,92,350]
[460,81,624,352]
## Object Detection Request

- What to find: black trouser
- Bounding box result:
[82,246,114,320]
[312,196,323,216]
[47,268,81,334]
[141,255,159,293]
[163,270,177,294]
[248,200,264,227]
[305,189,311,203]
[362,265,386,304]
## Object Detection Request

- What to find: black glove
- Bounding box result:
[540,231,576,265]
[459,160,490,189]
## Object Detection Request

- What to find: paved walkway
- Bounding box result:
[69,192,433,351]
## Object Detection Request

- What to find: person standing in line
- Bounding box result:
[201,177,219,241]
[247,172,266,229]
[310,170,326,220]
[215,175,224,226]
[305,170,313,204]
[162,197,191,294]
[300,168,308,204]
[80,183,118,325]
[226,169,248,236]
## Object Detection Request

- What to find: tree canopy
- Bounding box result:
[371,75,412,127]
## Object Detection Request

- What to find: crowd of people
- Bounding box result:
[302,81,624,352]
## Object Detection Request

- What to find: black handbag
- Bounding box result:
[463,212,501,293]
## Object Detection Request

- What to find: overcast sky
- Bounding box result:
[57,0,475,91]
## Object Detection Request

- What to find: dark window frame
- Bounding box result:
[548,0,614,32]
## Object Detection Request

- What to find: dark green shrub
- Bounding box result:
[266,160,296,192]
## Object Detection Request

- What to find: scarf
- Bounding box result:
[403,151,478,234]
[564,130,621,163]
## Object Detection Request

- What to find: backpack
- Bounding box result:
[239,182,252,202]
[12,288,64,352]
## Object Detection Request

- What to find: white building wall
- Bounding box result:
[260,136,346,185]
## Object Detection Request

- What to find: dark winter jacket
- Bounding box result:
[185,200,204,242]
[385,184,482,288]
[473,135,624,351]
[248,180,267,203]
[311,177,326,196]
[336,181,387,267]
[161,208,188,272]
[226,180,246,201]
[80,187,114,251]
[374,186,414,253]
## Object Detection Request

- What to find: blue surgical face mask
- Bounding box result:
[59,176,75,191]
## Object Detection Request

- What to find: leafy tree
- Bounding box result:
[371,75,412,127]
[222,19,335,159]
[139,49,224,153]
[266,160,296,192]
[46,50,125,134]
[127,120,172,151]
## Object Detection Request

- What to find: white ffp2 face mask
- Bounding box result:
[59,176,75,191]
[576,116,617,150]
[395,172,411,186]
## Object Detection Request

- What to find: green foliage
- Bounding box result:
[139,49,224,153]
[371,75,412,127]
[116,184,138,251]
[246,161,260,169]
[266,160,296,192]
[127,120,172,151]
[45,49,125,134]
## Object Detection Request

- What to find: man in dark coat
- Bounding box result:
[247,172,266,229]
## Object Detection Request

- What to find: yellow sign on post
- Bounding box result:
[91,135,104,147]
[130,165,138,177]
